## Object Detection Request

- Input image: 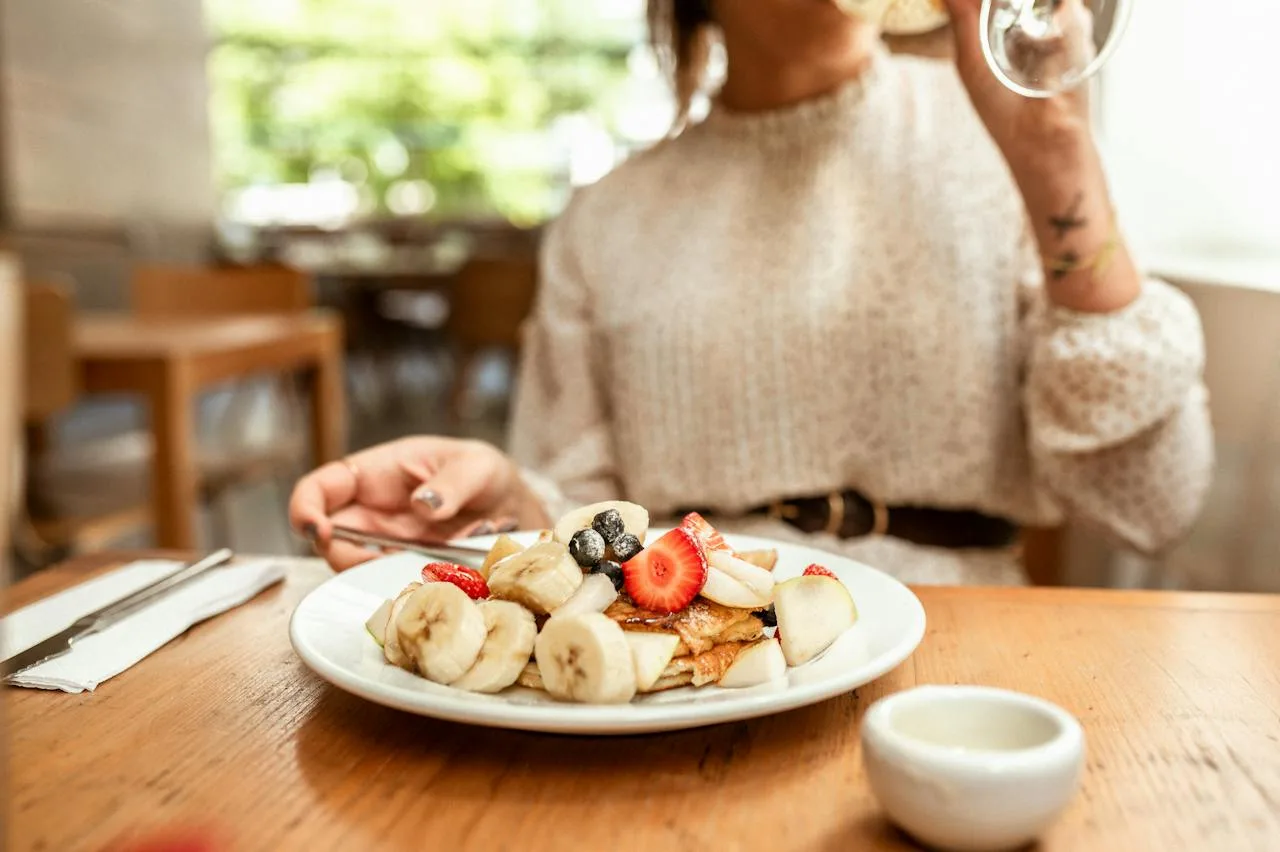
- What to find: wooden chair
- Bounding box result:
[445,256,538,422]
[1021,526,1065,587]
[2,253,21,584]
[130,264,316,543]
[19,280,153,565]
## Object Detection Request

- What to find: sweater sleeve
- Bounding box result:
[507,197,620,521]
[1021,244,1215,555]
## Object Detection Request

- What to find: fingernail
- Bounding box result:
[473,521,496,536]
[496,518,519,533]
[301,523,318,543]
[413,488,443,510]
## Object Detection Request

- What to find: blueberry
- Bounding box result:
[592,509,625,544]
[569,528,606,568]
[592,559,625,592]
[610,533,643,563]
[755,605,777,628]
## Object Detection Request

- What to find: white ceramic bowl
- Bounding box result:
[861,685,1085,851]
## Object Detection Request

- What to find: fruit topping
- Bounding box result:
[773,575,858,666]
[591,559,626,592]
[551,572,619,618]
[718,639,787,688]
[553,500,649,547]
[681,511,729,553]
[479,534,525,579]
[395,583,488,684]
[487,542,583,614]
[707,550,775,601]
[610,532,644,563]
[568,528,607,568]
[623,631,681,692]
[621,527,708,613]
[803,564,838,580]
[422,562,490,600]
[700,566,770,609]
[592,508,625,544]
[736,549,779,571]
[451,600,538,694]
[534,612,637,703]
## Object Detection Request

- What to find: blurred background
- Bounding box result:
[1,0,1277,592]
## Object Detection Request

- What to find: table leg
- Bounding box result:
[308,334,346,467]
[148,360,199,549]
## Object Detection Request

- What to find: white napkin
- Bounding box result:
[1,558,285,693]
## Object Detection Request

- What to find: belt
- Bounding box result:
[679,490,1019,551]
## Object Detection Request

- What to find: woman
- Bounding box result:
[290,0,1212,585]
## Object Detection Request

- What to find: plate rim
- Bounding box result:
[289,534,926,734]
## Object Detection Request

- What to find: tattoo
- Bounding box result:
[1050,249,1081,280]
[1049,192,1087,241]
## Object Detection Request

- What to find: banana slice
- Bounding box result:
[479,534,525,580]
[382,582,423,670]
[451,600,538,694]
[534,612,637,704]
[395,583,487,684]
[553,500,650,546]
[487,541,584,615]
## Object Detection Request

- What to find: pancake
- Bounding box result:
[604,598,764,656]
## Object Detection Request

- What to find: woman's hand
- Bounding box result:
[942,0,1142,314]
[288,437,551,571]
[941,0,1092,168]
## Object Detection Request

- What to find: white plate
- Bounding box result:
[289,531,926,734]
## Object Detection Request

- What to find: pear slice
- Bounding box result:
[479,534,525,580]
[735,549,778,572]
[623,631,681,692]
[773,575,858,666]
[708,550,775,601]
[700,566,770,609]
[719,639,787,688]
[365,598,394,647]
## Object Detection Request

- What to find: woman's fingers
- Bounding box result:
[408,444,501,523]
[288,460,360,542]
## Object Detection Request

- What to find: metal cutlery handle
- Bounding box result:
[77,548,235,633]
[327,526,491,565]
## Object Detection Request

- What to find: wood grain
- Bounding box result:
[6,557,1280,851]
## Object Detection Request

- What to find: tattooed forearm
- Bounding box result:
[1048,192,1087,241]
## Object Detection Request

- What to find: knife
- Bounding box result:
[2,548,235,681]
[326,525,492,566]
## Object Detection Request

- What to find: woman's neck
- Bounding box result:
[718,24,881,113]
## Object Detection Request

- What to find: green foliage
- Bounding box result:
[206,0,642,224]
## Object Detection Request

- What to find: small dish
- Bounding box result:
[861,685,1085,851]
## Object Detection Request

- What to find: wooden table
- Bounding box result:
[74,313,346,549]
[7,555,1280,851]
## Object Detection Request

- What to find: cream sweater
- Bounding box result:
[509,47,1213,586]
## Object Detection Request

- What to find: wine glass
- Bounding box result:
[982,0,1134,98]
[837,0,1134,99]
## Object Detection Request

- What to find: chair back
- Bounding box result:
[21,281,79,423]
[132,264,312,317]
[1,253,21,574]
[447,257,538,350]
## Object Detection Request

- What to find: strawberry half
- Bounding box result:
[622,527,708,613]
[422,562,489,600]
[681,512,729,554]
[803,564,838,580]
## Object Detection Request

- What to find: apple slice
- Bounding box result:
[708,550,775,601]
[700,566,770,609]
[551,572,619,619]
[365,598,394,647]
[623,631,681,692]
[479,534,525,579]
[735,549,778,572]
[719,639,787,688]
[773,575,858,666]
